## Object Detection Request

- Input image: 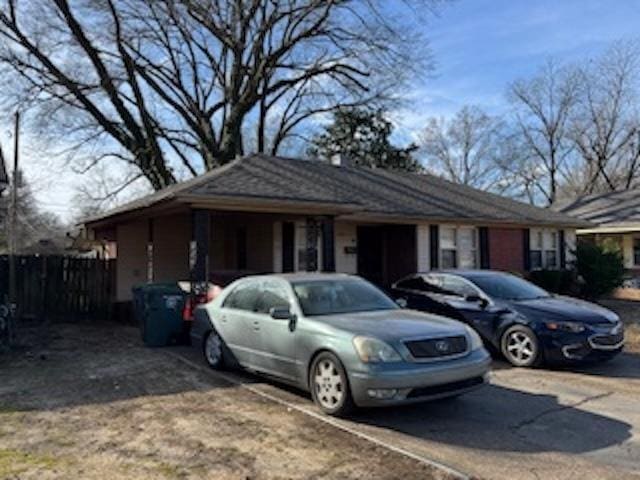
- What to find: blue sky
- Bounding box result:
[6,0,640,221]
[396,0,640,124]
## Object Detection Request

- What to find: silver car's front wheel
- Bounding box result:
[204,331,224,369]
[310,352,354,416]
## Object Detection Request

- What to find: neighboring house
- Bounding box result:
[82,154,588,304]
[558,189,640,280]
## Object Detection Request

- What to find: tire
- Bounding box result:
[501,324,541,367]
[203,330,226,370]
[309,352,355,416]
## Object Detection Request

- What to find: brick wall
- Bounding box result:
[488,227,524,273]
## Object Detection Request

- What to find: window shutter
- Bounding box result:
[559,230,566,269]
[321,217,336,272]
[479,227,490,269]
[282,222,294,273]
[523,228,531,271]
[429,225,439,269]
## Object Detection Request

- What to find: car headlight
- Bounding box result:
[545,321,585,333]
[465,326,484,351]
[353,336,402,363]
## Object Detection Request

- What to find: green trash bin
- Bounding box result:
[133,283,188,347]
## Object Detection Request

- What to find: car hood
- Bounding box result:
[313,309,468,342]
[505,296,619,324]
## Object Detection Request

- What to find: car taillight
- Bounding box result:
[182,299,193,322]
[182,285,222,321]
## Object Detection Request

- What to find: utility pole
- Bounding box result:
[7,111,19,346]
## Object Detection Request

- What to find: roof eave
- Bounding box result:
[577,225,640,234]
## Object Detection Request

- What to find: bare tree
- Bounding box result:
[420,105,502,189]
[569,40,640,194]
[507,59,580,205]
[0,0,438,194]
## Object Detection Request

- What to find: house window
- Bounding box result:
[530,229,560,270]
[634,237,640,266]
[440,226,477,269]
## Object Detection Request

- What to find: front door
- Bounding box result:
[357,226,385,286]
[253,279,299,381]
[357,225,417,289]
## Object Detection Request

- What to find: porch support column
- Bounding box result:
[321,216,336,272]
[305,217,319,272]
[146,218,154,283]
[190,209,210,286]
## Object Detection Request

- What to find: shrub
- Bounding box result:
[575,241,625,298]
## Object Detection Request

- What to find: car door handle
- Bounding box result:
[252,320,260,331]
[220,315,227,323]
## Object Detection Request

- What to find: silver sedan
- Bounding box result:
[190,273,491,416]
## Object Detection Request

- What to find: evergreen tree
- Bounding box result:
[308,108,421,172]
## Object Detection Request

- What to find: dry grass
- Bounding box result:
[0,323,451,480]
[624,324,640,353]
[0,448,67,478]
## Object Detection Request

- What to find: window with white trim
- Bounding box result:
[440,226,478,269]
[530,229,560,270]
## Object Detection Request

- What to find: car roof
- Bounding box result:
[413,269,512,279]
[237,272,357,283]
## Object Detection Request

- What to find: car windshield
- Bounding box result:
[468,274,550,301]
[292,279,398,316]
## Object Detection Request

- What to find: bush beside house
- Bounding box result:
[575,242,625,298]
[528,242,625,298]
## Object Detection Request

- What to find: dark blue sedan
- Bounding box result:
[391,270,624,367]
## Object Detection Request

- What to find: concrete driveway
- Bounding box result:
[180,348,640,480]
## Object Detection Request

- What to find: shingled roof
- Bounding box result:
[556,189,640,230]
[85,154,588,228]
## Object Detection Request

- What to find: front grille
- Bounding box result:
[406,376,485,399]
[404,335,467,359]
[590,333,624,347]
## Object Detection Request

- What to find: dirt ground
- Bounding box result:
[1,299,637,480]
[0,323,451,480]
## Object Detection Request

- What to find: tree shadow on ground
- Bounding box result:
[351,382,632,455]
[491,352,640,380]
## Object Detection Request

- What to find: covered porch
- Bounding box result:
[92,207,423,303]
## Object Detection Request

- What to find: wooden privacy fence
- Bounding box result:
[0,255,115,322]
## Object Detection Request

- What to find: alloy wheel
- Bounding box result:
[506,331,535,363]
[314,359,344,410]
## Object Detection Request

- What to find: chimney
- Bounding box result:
[330,153,352,167]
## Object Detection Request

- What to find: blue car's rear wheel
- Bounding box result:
[310,352,354,416]
[501,325,541,367]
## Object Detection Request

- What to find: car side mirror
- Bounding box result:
[395,298,408,308]
[270,307,293,320]
[465,294,488,308]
